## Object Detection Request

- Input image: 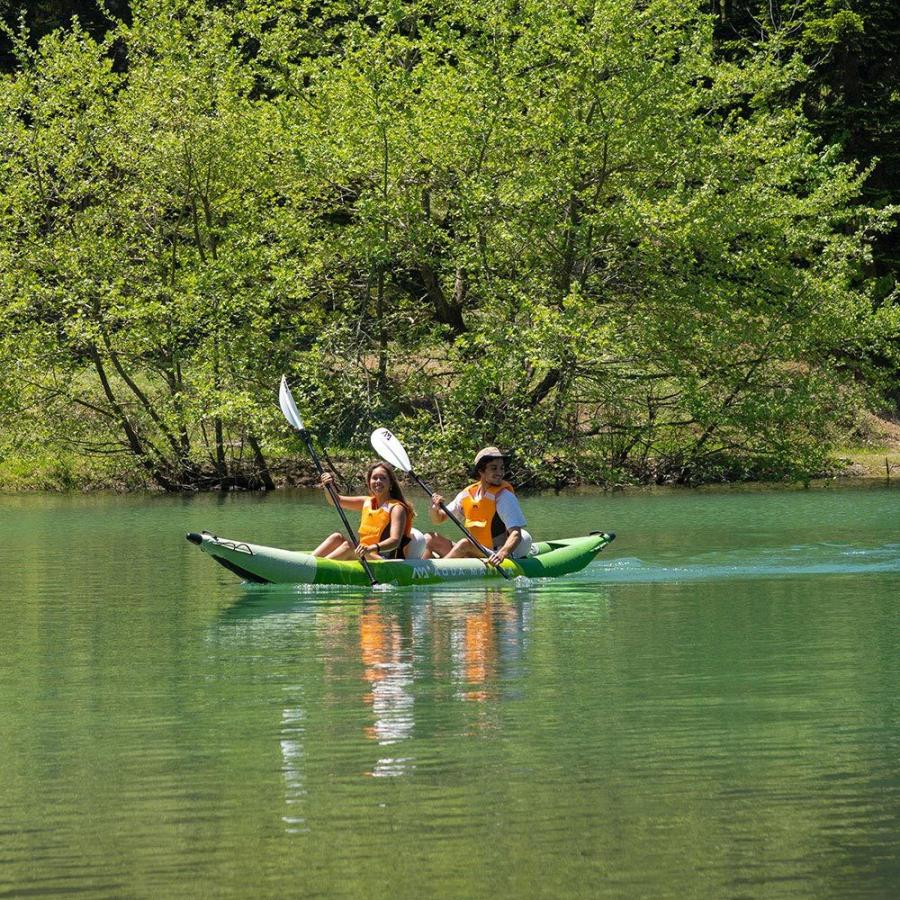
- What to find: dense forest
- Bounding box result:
[0,0,897,491]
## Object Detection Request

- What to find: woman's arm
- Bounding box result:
[320,472,366,511]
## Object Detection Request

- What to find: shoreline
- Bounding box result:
[1,450,897,495]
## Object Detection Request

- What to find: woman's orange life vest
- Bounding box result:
[357,498,414,555]
[460,481,514,549]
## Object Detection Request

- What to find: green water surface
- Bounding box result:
[1,484,897,897]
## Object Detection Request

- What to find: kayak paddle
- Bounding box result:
[370,427,512,579]
[279,376,378,586]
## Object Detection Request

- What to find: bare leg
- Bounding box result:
[443,538,486,559]
[325,540,356,560]
[311,532,345,558]
[425,532,454,559]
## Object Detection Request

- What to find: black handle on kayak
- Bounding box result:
[409,471,512,580]
[301,429,378,587]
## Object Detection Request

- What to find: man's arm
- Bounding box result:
[489,526,521,566]
[430,491,463,525]
[429,493,447,525]
[488,491,527,564]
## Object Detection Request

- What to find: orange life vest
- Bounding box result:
[357,498,414,556]
[460,481,514,549]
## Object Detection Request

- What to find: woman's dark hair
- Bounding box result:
[366,462,415,519]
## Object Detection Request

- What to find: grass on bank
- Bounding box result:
[0,449,148,492]
[836,413,900,477]
[836,447,900,478]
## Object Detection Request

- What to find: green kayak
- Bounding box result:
[186,530,615,586]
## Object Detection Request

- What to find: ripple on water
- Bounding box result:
[593,541,900,583]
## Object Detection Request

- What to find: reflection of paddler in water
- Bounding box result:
[359,604,415,769]
[449,592,528,703]
[462,602,495,699]
[312,462,423,560]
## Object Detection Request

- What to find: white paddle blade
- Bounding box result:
[370,428,412,473]
[278,375,305,431]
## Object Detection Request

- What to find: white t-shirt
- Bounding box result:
[446,485,527,530]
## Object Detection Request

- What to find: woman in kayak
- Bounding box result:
[312,462,418,560]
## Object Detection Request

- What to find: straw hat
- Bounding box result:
[472,446,509,474]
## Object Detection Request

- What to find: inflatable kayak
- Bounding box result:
[186,530,615,586]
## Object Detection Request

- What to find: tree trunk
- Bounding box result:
[88,344,178,491]
[420,263,466,335]
[247,433,276,491]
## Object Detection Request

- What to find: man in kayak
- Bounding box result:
[425,447,533,564]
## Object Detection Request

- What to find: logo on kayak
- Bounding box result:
[410,564,505,580]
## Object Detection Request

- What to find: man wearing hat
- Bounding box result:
[425,446,533,563]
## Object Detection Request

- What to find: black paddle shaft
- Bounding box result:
[300,429,377,586]
[409,471,512,580]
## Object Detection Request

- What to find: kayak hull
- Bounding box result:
[187,531,615,586]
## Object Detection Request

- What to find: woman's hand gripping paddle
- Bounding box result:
[279,376,378,586]
[370,428,512,579]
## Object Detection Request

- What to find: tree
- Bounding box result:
[0,0,893,489]
[0,5,298,489]
[247,0,890,483]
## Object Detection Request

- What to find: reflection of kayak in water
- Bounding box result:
[186,531,616,586]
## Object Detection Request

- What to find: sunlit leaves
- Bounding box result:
[0,0,892,488]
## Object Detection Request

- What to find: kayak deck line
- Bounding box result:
[186,530,616,587]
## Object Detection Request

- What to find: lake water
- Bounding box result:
[1,483,897,897]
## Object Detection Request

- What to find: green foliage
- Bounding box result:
[0,0,894,490]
